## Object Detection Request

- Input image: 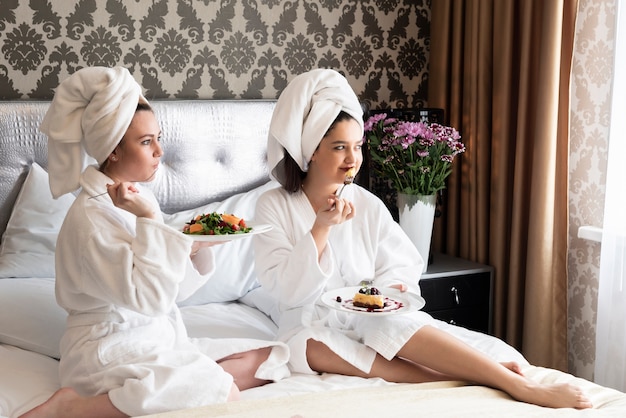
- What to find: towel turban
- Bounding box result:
[40,66,148,198]
[267,69,363,187]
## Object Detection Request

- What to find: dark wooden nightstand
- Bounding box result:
[418,253,494,334]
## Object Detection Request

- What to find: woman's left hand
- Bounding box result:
[190,241,225,257]
[389,283,408,292]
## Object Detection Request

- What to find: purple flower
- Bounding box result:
[364,112,388,131]
[399,135,416,149]
[419,137,435,147]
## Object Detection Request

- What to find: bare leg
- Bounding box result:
[307,327,591,410]
[18,388,127,418]
[218,347,273,390]
[307,340,524,382]
[397,325,592,409]
[307,339,453,383]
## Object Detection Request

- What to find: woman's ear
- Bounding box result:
[109,146,121,162]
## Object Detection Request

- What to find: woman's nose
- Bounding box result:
[346,147,360,162]
[154,142,164,157]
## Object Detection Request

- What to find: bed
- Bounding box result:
[1,100,624,418]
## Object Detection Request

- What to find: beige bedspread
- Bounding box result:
[140,366,626,417]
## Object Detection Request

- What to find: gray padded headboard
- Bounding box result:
[0,100,276,237]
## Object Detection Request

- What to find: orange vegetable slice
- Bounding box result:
[188,223,204,234]
[221,214,241,226]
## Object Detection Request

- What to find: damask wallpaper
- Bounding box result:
[568,0,614,381]
[0,0,430,110]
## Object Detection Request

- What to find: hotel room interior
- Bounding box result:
[1,1,624,416]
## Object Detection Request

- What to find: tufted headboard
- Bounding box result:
[0,100,276,238]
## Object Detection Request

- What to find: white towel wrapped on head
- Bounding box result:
[40,66,148,198]
[267,69,363,186]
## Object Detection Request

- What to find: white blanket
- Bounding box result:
[5,300,625,417]
[139,366,626,417]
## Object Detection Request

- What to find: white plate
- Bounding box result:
[321,286,425,316]
[183,222,273,242]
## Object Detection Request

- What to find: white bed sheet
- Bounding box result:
[0,294,531,418]
[5,296,626,417]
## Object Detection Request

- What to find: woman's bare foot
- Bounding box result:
[509,381,593,409]
[18,387,81,418]
[18,387,127,418]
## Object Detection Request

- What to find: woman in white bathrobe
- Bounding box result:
[253,68,591,410]
[20,67,289,418]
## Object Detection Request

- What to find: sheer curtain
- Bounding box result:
[594,0,626,392]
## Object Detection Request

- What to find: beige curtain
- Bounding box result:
[429,0,577,370]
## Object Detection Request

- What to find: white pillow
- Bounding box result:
[0,278,66,359]
[0,163,75,278]
[167,180,281,306]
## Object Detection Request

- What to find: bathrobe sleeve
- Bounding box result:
[81,215,192,316]
[177,248,215,302]
[253,188,334,308]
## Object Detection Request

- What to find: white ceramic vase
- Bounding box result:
[397,193,436,273]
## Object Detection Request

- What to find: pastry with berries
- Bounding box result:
[352,285,384,309]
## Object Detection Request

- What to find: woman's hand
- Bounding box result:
[190,240,225,257]
[310,195,355,260]
[315,195,355,227]
[106,182,156,219]
[389,283,408,292]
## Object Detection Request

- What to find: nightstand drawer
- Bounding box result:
[419,272,491,311]
[426,306,491,333]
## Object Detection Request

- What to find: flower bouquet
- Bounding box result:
[364,111,465,270]
[363,112,465,196]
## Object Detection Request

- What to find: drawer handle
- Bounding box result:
[451,286,460,305]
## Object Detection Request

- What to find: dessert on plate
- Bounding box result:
[352,285,384,309]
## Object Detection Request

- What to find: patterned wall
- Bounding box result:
[568,0,614,381]
[0,0,430,111]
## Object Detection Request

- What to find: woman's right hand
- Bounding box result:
[315,195,355,227]
[107,182,157,219]
[310,195,355,258]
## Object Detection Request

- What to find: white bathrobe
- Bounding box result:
[253,184,443,374]
[55,165,289,416]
